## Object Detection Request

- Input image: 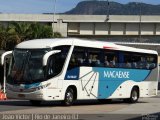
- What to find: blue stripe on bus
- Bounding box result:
[93,68,150,99]
[65,67,151,99]
[65,68,80,80]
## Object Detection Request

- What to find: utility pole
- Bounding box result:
[53,0,57,36]
[105,0,110,36]
[106,0,110,21]
[139,1,142,42]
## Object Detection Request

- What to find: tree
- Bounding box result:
[0,24,17,50]
[10,22,31,43]
[0,22,63,50]
[54,32,62,38]
[30,22,53,39]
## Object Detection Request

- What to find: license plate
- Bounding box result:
[18,94,25,98]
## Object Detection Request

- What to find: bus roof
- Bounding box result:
[16,38,158,55]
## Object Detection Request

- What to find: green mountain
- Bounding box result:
[65,1,160,15]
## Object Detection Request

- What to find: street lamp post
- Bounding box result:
[106,0,110,21]
[53,0,57,35]
[139,2,142,42]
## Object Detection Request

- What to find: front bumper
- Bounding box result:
[6,88,63,101]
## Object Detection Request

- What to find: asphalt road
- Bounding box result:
[0,92,159,120]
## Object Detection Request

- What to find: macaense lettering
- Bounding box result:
[104,71,129,79]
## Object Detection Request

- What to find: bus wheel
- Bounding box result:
[30,100,42,106]
[124,87,139,103]
[63,88,74,106]
[130,88,139,103]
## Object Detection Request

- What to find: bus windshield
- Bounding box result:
[7,49,49,84]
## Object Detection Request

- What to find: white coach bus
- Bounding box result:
[1,38,159,106]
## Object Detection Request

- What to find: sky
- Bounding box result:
[0,0,160,14]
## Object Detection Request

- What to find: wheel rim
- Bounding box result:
[132,90,138,101]
[66,91,73,104]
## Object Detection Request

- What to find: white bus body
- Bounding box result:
[1,38,159,105]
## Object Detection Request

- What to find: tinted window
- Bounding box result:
[47,46,70,78]
[68,47,86,70]
[104,50,118,68]
[88,48,102,67]
[67,46,157,70]
[123,52,157,70]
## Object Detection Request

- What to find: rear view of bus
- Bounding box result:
[1,38,159,106]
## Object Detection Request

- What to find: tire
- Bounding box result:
[30,100,42,106]
[124,88,139,103]
[62,88,74,106]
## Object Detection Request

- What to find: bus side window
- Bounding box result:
[132,60,137,69]
[77,56,84,66]
[67,46,86,70]
[122,52,157,70]
[47,46,71,78]
[104,56,110,67]
[82,51,90,66]
[88,48,102,67]
[123,53,132,68]
[104,50,118,68]
[68,54,78,70]
[138,57,146,69]
[147,56,157,70]
[48,57,53,73]
[109,56,118,68]
[47,53,65,78]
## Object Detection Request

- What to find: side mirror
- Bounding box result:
[1,51,13,65]
[1,51,12,93]
[43,50,61,66]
